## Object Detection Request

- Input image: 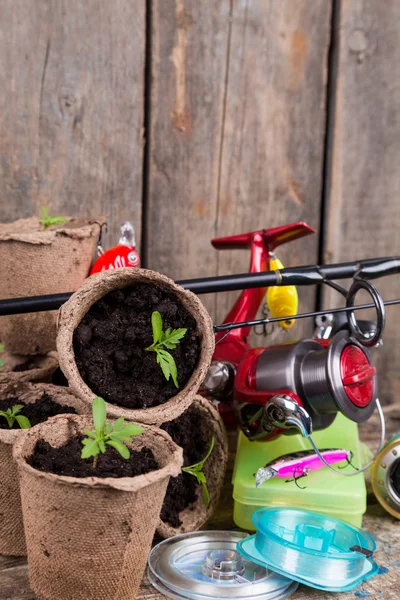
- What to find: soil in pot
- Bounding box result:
[29,435,158,478]
[160,409,210,528]
[73,283,201,409]
[0,392,77,429]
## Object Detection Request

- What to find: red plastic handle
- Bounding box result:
[212,222,315,252]
[342,364,376,386]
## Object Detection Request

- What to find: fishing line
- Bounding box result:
[253,531,368,583]
[214,297,400,334]
[306,399,386,477]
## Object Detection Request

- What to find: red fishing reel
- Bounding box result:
[235,330,378,441]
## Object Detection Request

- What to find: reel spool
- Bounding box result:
[237,507,378,592]
[372,434,400,519]
[148,530,298,600]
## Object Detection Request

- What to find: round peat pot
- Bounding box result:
[157,396,228,538]
[13,414,183,600]
[57,268,215,425]
[0,382,88,556]
[0,216,103,355]
[237,507,378,592]
[0,351,58,384]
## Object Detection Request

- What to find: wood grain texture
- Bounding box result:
[146,0,331,336]
[1,405,398,600]
[214,0,332,339]
[0,0,145,246]
[323,0,400,404]
[145,0,232,316]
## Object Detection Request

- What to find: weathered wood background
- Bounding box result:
[0,0,399,403]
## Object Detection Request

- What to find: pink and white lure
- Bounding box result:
[255,449,353,488]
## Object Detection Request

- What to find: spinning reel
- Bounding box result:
[232,277,387,476]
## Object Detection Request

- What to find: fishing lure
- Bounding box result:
[255,448,355,489]
[266,255,298,329]
[90,221,140,274]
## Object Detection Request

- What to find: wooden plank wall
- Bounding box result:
[0,0,145,246]
[323,0,400,404]
[0,0,399,403]
[146,0,331,340]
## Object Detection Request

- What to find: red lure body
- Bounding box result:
[90,245,140,274]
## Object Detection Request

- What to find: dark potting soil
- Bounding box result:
[0,393,77,429]
[160,408,209,528]
[73,283,201,409]
[28,434,159,479]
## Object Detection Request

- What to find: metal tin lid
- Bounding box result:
[148,530,298,600]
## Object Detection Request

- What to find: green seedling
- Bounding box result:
[0,404,31,429]
[39,206,68,230]
[0,344,5,369]
[81,396,144,468]
[182,436,215,506]
[146,311,187,388]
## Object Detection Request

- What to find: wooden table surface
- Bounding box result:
[1,405,399,600]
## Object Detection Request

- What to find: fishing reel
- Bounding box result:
[234,278,387,468]
[235,329,377,441]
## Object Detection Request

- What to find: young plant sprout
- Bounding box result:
[81,396,144,468]
[0,344,4,368]
[182,436,215,506]
[0,404,31,429]
[39,206,68,230]
[146,311,187,388]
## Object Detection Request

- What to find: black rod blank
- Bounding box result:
[0,256,399,316]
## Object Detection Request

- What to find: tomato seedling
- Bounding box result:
[0,404,31,429]
[39,206,68,230]
[81,397,144,468]
[182,436,215,506]
[146,311,187,388]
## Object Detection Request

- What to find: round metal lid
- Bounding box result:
[148,530,298,600]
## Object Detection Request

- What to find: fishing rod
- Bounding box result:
[0,256,399,317]
[213,298,400,333]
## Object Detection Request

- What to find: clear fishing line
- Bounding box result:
[306,398,386,477]
[237,507,378,592]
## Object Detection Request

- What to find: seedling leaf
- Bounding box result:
[120,423,144,436]
[146,312,186,388]
[114,417,125,431]
[15,415,31,429]
[182,436,215,507]
[81,439,99,459]
[151,311,163,344]
[83,429,97,439]
[93,396,107,437]
[39,206,68,230]
[107,439,130,459]
[0,405,31,429]
[80,396,143,467]
[0,344,5,369]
